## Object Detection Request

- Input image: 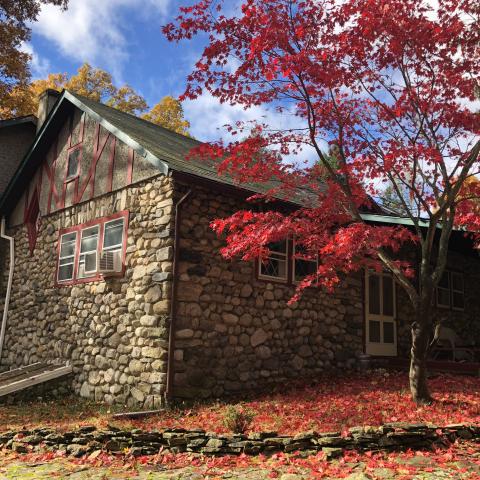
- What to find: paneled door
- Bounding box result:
[365,270,397,356]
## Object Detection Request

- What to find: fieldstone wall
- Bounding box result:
[1,423,477,458]
[172,183,365,399]
[0,174,174,408]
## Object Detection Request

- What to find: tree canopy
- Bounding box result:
[0,0,68,111]
[142,95,191,137]
[165,0,480,403]
[1,62,192,136]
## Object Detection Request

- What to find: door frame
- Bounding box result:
[364,269,398,356]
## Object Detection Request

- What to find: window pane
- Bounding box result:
[269,240,287,254]
[295,259,317,282]
[383,322,395,343]
[437,287,450,307]
[81,226,99,253]
[104,219,124,249]
[383,276,394,316]
[85,252,97,272]
[438,272,450,289]
[58,264,74,281]
[452,292,464,310]
[67,149,80,177]
[260,257,287,279]
[369,274,380,315]
[60,232,77,258]
[452,273,464,292]
[369,320,381,342]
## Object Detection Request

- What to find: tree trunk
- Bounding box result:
[409,311,433,405]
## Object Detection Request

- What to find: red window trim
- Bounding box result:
[55,210,129,287]
[255,238,320,287]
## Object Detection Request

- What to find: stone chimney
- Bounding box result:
[37,89,60,132]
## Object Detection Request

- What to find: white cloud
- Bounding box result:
[32,0,171,79]
[20,43,51,79]
[183,92,321,165]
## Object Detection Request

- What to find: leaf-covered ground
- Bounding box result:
[0,371,479,435]
[1,371,480,478]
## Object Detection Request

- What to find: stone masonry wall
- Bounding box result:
[0,174,174,408]
[172,183,365,399]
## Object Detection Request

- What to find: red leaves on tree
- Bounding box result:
[164,0,480,306]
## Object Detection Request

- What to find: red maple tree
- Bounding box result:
[164,0,480,404]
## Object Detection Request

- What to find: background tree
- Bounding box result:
[165,0,480,403]
[142,95,191,136]
[1,63,192,136]
[0,0,68,113]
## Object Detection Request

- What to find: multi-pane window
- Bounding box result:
[436,270,465,311]
[56,212,127,284]
[259,241,288,281]
[258,239,319,284]
[451,272,465,310]
[293,240,318,284]
[78,226,99,278]
[103,219,124,252]
[58,232,77,282]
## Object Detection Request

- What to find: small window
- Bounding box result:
[66,149,80,179]
[451,272,464,311]
[78,226,99,278]
[259,241,288,281]
[103,218,124,252]
[293,240,318,284]
[58,232,77,282]
[436,271,451,308]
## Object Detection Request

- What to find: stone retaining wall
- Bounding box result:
[1,423,477,458]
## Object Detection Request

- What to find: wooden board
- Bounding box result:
[0,363,73,397]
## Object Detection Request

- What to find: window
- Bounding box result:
[257,238,319,285]
[103,218,124,252]
[66,149,80,179]
[259,241,288,281]
[293,240,318,284]
[436,270,465,311]
[436,272,451,308]
[78,226,99,278]
[56,211,128,285]
[58,232,77,282]
[451,272,465,310]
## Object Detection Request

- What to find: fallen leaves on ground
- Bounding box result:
[1,371,479,436]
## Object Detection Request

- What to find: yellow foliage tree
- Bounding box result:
[142,96,191,136]
[2,64,192,138]
[0,63,148,118]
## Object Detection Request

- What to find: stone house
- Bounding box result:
[0,89,479,408]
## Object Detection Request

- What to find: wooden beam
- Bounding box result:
[0,365,72,397]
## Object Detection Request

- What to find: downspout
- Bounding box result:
[165,189,192,404]
[0,217,14,364]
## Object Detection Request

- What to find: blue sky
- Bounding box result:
[25,0,309,147]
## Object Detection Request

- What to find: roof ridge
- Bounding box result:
[66,90,200,145]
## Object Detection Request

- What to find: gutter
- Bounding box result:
[0,217,14,364]
[165,188,192,404]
